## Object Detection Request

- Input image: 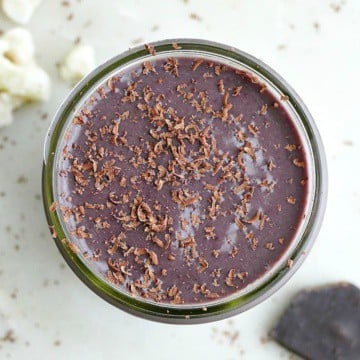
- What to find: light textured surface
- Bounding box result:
[0,1,359,359]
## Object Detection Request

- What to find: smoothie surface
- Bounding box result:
[55,52,308,304]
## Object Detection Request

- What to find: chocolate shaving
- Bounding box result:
[144,44,156,55]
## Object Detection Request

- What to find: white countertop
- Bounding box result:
[0,1,359,359]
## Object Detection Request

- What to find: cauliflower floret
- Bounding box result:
[2,28,35,65]
[0,92,24,127]
[2,0,43,24]
[0,28,50,128]
[60,45,96,85]
[0,59,50,100]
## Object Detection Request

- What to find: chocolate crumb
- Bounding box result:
[17,175,28,184]
[287,196,296,205]
[144,44,156,56]
[172,42,182,50]
[1,330,16,343]
[189,13,202,21]
[49,201,58,212]
[293,159,305,168]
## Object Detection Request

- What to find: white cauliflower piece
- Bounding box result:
[2,28,35,65]
[0,93,24,127]
[0,93,17,127]
[0,60,50,100]
[0,28,50,128]
[2,0,43,24]
[60,45,96,85]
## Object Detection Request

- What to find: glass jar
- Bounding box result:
[42,39,327,324]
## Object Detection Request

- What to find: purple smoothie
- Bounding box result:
[55,54,308,304]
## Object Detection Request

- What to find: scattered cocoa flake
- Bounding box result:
[49,226,57,239]
[74,36,81,45]
[234,217,244,230]
[1,330,16,343]
[287,196,296,205]
[171,189,201,209]
[192,58,203,71]
[243,142,256,160]
[225,269,236,287]
[277,44,287,51]
[163,58,179,77]
[71,226,92,239]
[249,237,258,251]
[265,242,275,250]
[212,249,220,258]
[243,210,261,224]
[230,246,238,258]
[106,77,115,92]
[260,104,268,115]
[151,25,159,32]
[172,42,182,50]
[217,79,225,94]
[148,250,159,265]
[233,86,242,96]
[268,160,276,171]
[237,272,247,280]
[144,44,156,55]
[49,201,58,212]
[214,65,222,75]
[41,112,49,120]
[191,213,201,227]
[142,61,156,75]
[330,3,342,12]
[280,95,289,101]
[119,176,126,187]
[313,22,320,31]
[198,256,209,273]
[168,284,178,297]
[248,124,259,135]
[17,175,28,184]
[287,259,294,268]
[293,159,305,168]
[73,115,85,125]
[152,236,164,248]
[68,241,80,254]
[206,292,220,299]
[54,340,61,346]
[189,13,202,21]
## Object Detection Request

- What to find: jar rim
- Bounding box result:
[43,38,327,324]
